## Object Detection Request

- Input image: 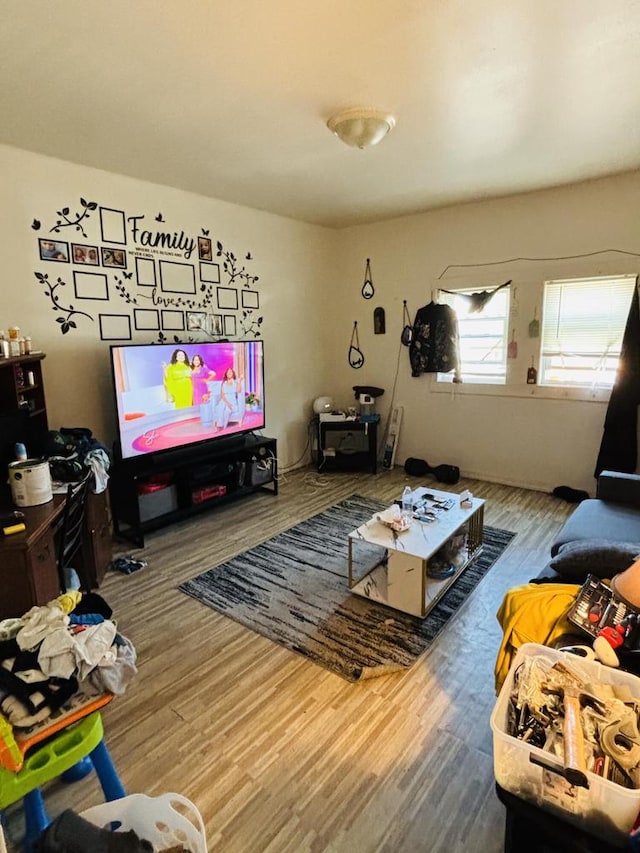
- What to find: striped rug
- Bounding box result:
[179,495,516,682]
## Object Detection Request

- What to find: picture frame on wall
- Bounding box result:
[101,247,127,269]
[198,237,212,261]
[72,244,99,266]
[217,287,238,310]
[211,314,224,336]
[223,314,237,336]
[39,238,69,263]
[186,311,207,332]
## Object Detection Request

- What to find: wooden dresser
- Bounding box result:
[0,489,112,620]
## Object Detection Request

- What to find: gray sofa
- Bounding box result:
[540,470,640,582]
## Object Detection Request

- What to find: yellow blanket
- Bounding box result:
[495,582,580,694]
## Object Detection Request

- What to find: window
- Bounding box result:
[438,287,510,384]
[540,275,636,388]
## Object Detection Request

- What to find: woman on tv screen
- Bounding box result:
[163,348,192,408]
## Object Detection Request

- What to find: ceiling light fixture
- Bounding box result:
[327,108,396,149]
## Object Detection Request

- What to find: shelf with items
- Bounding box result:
[110,435,278,547]
[316,417,378,474]
[0,354,49,486]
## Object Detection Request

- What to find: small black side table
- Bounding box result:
[316,418,378,474]
[495,783,625,853]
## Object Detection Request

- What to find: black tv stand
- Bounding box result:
[110,435,278,548]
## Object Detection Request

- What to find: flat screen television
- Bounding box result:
[110,340,265,461]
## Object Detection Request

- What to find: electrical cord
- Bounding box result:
[279,418,314,475]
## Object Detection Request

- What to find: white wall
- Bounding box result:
[0,144,334,470]
[330,172,640,494]
[4,143,639,492]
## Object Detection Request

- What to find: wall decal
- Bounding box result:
[101,247,127,268]
[348,321,365,368]
[73,271,109,301]
[135,257,156,287]
[216,241,258,288]
[99,207,127,244]
[223,315,237,336]
[161,310,185,331]
[99,314,131,341]
[240,310,263,339]
[39,239,69,262]
[34,272,94,334]
[32,201,264,339]
[361,258,374,300]
[159,260,196,295]
[241,290,259,309]
[199,262,220,283]
[217,287,239,310]
[71,244,99,265]
[50,198,98,239]
[186,311,207,332]
[374,306,386,334]
[198,237,213,260]
[134,308,160,331]
[113,273,139,305]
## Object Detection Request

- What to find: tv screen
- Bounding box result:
[110,340,265,460]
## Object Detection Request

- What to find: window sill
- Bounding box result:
[432,379,611,403]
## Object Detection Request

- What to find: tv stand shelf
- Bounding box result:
[110,435,277,547]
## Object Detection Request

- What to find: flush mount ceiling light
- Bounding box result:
[327,108,396,149]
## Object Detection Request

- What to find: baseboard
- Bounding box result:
[460,468,558,494]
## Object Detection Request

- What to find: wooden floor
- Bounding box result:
[3,467,576,852]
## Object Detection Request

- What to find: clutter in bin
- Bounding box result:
[491,643,640,847]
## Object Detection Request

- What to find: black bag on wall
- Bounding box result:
[404,457,460,484]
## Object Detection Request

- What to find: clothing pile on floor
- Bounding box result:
[0,591,136,734]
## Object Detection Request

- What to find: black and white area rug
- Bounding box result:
[179,495,516,682]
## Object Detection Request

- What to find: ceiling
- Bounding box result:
[2,1,640,229]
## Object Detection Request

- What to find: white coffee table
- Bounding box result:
[347,486,485,618]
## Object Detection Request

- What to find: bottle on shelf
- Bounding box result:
[0,331,7,359]
[8,327,20,358]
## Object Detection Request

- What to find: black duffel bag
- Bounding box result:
[404,457,460,484]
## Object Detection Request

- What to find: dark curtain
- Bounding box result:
[594,278,640,477]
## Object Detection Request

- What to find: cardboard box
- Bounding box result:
[490,642,640,846]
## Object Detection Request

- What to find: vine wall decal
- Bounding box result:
[34,271,94,334]
[31,197,265,340]
[50,198,98,239]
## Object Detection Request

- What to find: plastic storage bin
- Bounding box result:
[138,484,179,522]
[491,642,640,846]
[81,792,207,852]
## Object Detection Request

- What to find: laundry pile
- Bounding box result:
[0,590,136,763]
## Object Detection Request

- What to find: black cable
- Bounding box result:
[436,248,640,280]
